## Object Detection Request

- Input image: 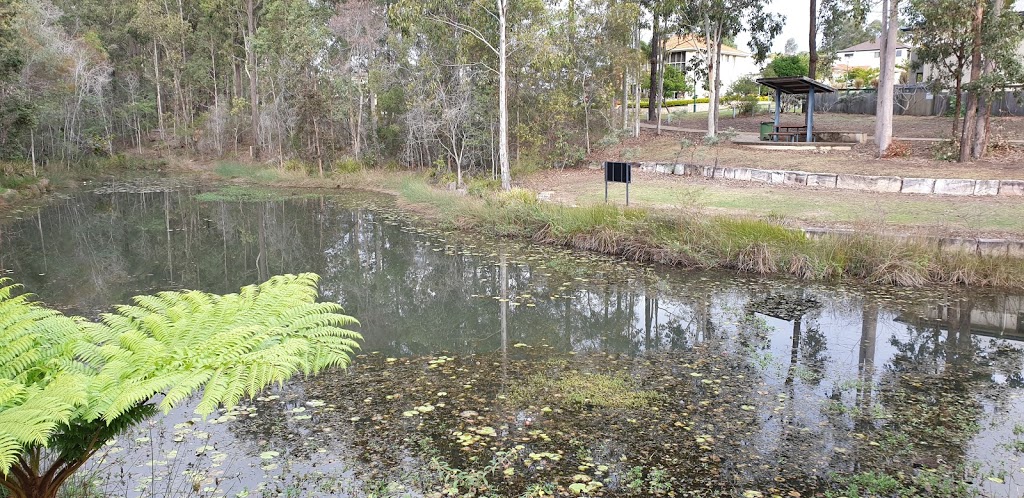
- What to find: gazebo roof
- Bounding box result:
[756,76,835,95]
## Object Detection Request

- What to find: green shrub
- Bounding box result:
[640,96,770,108]
[466,177,501,197]
[0,174,36,190]
[499,187,537,205]
[281,159,307,173]
[333,156,363,174]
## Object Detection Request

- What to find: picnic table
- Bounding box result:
[765,132,801,142]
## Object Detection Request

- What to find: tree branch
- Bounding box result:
[427,14,499,55]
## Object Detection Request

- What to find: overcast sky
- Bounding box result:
[734,0,1024,56]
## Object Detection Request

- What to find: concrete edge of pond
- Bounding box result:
[801,227,1024,258]
[633,162,1024,197]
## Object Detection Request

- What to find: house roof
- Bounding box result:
[756,76,836,95]
[837,38,912,53]
[665,35,750,57]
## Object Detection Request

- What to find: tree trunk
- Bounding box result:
[647,12,660,122]
[246,0,260,156]
[656,37,666,135]
[712,34,722,135]
[621,71,628,131]
[874,0,899,156]
[972,0,1001,160]
[808,0,818,79]
[498,0,511,191]
[702,17,718,137]
[958,0,985,163]
[952,74,963,136]
[153,41,165,142]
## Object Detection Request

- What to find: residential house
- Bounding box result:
[663,35,760,98]
[831,38,913,85]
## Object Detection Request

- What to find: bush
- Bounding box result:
[640,96,770,108]
[733,95,761,116]
[466,177,501,197]
[333,156,363,174]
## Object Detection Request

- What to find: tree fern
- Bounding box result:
[0,274,361,498]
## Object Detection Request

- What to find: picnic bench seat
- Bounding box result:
[765,132,800,142]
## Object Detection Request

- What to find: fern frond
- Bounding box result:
[0,273,361,477]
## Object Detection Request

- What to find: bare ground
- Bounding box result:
[591,128,1024,180]
[658,111,1024,139]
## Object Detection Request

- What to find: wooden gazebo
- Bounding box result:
[756,76,836,142]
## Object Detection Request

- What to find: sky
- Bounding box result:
[734,0,1024,56]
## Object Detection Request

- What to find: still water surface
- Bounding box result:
[1,181,1023,497]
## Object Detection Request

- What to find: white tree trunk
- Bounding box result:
[154,41,165,142]
[498,0,511,191]
[874,0,898,156]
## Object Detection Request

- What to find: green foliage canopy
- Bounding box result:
[0,273,361,497]
[763,54,809,78]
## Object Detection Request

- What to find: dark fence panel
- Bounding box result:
[814,85,1024,117]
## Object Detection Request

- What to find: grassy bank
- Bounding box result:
[194,159,1024,289]
[390,176,1024,289]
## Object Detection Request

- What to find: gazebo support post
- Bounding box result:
[806,88,815,142]
[773,88,781,142]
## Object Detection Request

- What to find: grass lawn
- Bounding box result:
[529,169,1024,238]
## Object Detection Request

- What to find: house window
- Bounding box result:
[843,53,852,58]
[896,49,903,57]
[873,51,879,58]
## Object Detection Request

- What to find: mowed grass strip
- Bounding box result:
[576,182,1024,234]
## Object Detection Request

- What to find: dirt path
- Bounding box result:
[657,112,1024,139]
[524,168,1024,239]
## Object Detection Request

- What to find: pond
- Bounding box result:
[2,180,1024,497]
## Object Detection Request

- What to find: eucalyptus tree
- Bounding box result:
[809,0,868,79]
[391,0,536,190]
[874,0,899,156]
[962,0,1023,161]
[904,0,977,136]
[680,0,782,137]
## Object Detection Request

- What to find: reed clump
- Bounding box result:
[398,178,1024,289]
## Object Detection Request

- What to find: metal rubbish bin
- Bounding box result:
[759,121,774,141]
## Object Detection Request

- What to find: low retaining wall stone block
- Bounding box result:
[974,180,1000,196]
[934,178,977,196]
[749,169,772,183]
[806,174,838,188]
[836,174,903,193]
[1000,180,1024,196]
[901,178,935,194]
[784,171,807,185]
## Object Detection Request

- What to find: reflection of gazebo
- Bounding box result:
[756,76,836,142]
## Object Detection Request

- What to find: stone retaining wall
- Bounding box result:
[636,162,1024,197]
[801,228,1024,258]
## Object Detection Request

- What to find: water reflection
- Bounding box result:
[1,186,1023,495]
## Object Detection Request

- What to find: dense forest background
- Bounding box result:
[0,0,650,178]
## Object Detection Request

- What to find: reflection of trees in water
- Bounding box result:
[871,298,986,473]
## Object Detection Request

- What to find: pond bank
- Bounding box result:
[203,165,1024,290]
[399,179,1024,289]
